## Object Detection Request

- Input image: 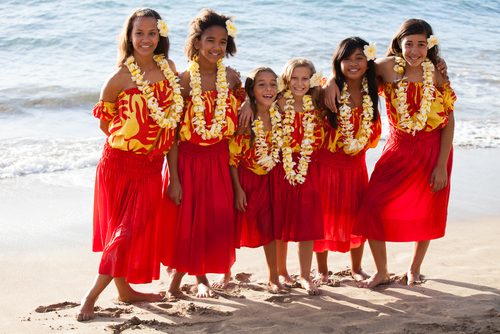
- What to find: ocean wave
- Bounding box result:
[0,137,104,179]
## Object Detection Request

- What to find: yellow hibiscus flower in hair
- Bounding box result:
[427,35,439,49]
[309,71,323,88]
[226,20,237,38]
[363,42,377,61]
[157,19,169,38]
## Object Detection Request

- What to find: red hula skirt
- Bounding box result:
[352,128,453,242]
[313,149,368,253]
[92,142,163,284]
[235,167,274,248]
[161,140,236,275]
[271,152,324,242]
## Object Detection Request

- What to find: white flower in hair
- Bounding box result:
[309,71,323,88]
[276,77,285,92]
[157,19,169,37]
[363,42,377,61]
[226,20,237,38]
[427,35,439,49]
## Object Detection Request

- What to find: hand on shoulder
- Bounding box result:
[225,66,240,90]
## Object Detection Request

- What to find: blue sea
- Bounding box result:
[1,0,499,179]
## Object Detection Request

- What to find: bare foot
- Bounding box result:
[350,269,371,282]
[299,277,321,295]
[118,290,162,303]
[269,278,290,294]
[357,271,390,288]
[76,297,96,322]
[312,272,329,286]
[196,276,216,298]
[279,273,298,287]
[166,288,185,299]
[211,272,231,289]
[407,271,426,285]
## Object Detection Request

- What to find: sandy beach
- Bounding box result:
[1,146,499,334]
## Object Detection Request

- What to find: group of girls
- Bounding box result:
[76,5,456,321]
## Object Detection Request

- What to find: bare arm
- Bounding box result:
[230,165,247,211]
[322,74,340,112]
[430,113,454,193]
[166,128,182,205]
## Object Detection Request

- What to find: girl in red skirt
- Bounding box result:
[270,58,324,295]
[161,9,245,298]
[213,67,289,293]
[77,8,183,321]
[313,37,382,285]
[350,19,456,288]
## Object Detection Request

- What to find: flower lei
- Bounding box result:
[393,56,436,135]
[188,56,229,140]
[338,76,374,154]
[251,101,283,171]
[281,90,316,185]
[124,55,183,129]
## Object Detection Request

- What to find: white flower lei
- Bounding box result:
[281,90,316,185]
[251,101,283,171]
[124,55,183,129]
[394,56,435,135]
[338,76,374,154]
[188,56,229,140]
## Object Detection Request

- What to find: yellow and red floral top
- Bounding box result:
[321,106,382,156]
[284,109,323,153]
[381,81,456,132]
[92,80,177,157]
[229,132,273,176]
[179,84,246,146]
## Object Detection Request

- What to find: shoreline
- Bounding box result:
[1,146,499,333]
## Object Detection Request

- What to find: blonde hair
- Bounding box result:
[280,57,319,110]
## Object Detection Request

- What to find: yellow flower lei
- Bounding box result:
[281,90,316,185]
[338,76,374,154]
[188,56,229,140]
[394,56,436,135]
[251,101,283,171]
[124,55,183,129]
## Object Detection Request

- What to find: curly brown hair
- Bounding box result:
[184,8,237,61]
[116,8,170,68]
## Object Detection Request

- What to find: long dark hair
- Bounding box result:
[329,37,379,129]
[387,18,439,65]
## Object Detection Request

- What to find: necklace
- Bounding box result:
[281,90,316,185]
[393,56,435,134]
[124,55,183,129]
[251,101,283,171]
[338,76,374,154]
[188,56,229,140]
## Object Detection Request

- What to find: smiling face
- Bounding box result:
[130,16,159,58]
[252,71,278,108]
[401,33,428,67]
[340,47,368,82]
[195,25,228,63]
[288,66,312,98]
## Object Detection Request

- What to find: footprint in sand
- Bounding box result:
[35,301,80,313]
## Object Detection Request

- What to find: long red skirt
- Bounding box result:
[161,140,236,275]
[235,167,274,248]
[93,142,163,284]
[352,128,453,242]
[313,149,368,253]
[271,153,324,242]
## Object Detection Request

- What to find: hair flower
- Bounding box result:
[427,35,439,49]
[363,42,377,61]
[226,19,237,38]
[309,71,323,88]
[157,19,169,37]
[276,77,285,92]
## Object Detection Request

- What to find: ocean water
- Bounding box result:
[1,0,499,179]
